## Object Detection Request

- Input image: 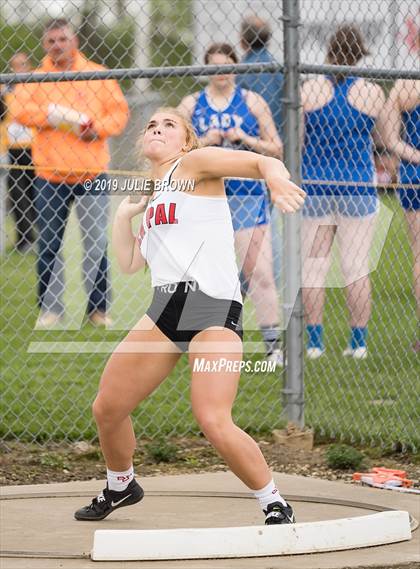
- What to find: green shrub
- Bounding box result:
[325,444,365,470]
[39,453,69,469]
[145,437,178,463]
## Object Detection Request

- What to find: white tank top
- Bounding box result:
[138,158,242,304]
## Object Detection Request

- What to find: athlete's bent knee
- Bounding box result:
[195,413,233,443]
[92,396,106,424]
[92,394,125,426]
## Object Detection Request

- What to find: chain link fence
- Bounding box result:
[0,0,419,451]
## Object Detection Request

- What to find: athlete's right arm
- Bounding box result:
[112,197,148,274]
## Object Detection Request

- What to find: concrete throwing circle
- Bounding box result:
[0,491,417,559]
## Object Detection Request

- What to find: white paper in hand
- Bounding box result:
[47,103,90,135]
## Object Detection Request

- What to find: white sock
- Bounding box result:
[253,478,287,511]
[107,465,134,492]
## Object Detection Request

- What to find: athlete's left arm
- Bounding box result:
[184,147,305,213]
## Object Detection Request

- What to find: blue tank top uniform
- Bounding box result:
[399,103,420,211]
[302,76,377,217]
[191,86,270,231]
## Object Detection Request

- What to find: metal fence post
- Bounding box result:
[282,0,304,428]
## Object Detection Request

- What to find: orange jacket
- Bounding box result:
[9,51,129,183]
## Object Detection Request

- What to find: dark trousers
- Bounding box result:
[34,176,110,316]
[7,147,36,249]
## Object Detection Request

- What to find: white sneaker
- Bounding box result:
[352,347,368,359]
[266,349,285,367]
[306,347,325,359]
[343,346,368,359]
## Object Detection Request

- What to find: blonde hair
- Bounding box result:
[138,106,200,161]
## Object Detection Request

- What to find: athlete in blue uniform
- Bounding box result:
[179,43,286,365]
[191,86,270,229]
[380,75,420,352]
[301,26,385,359]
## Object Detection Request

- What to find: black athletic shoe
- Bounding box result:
[264,501,296,525]
[74,479,144,521]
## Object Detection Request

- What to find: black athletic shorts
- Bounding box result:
[146,281,243,352]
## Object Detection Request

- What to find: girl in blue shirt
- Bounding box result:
[301,26,385,359]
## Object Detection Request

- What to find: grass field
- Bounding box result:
[1,193,419,449]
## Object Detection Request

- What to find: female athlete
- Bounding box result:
[74,108,305,525]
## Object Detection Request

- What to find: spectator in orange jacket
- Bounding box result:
[1,52,36,253]
[10,18,129,328]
